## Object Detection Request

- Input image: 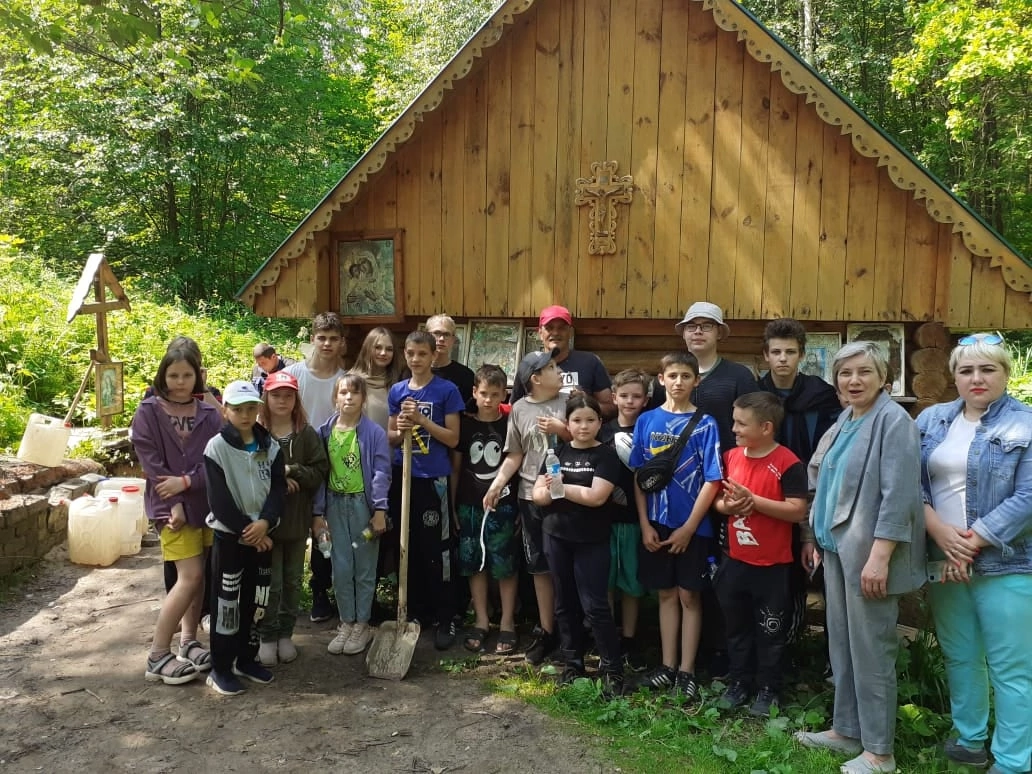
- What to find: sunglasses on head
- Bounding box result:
[958,332,1004,346]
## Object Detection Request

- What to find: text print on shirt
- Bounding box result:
[167,414,196,434]
[414,399,432,454]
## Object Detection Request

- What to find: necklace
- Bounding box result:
[164,396,195,405]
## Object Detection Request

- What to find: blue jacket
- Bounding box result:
[313,413,392,518]
[917,394,1032,575]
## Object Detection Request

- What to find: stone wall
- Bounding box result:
[0,455,105,577]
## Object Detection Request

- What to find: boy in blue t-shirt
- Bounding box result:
[630,352,723,699]
[388,331,465,649]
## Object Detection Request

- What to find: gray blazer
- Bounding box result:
[816,391,926,596]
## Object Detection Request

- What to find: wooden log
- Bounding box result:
[914,322,950,350]
[910,347,949,374]
[912,371,948,399]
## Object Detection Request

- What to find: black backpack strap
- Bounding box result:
[668,411,705,458]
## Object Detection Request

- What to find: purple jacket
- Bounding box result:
[313,413,391,517]
[131,396,222,528]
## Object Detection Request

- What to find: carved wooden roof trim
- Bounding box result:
[697,0,1032,297]
[238,0,538,305]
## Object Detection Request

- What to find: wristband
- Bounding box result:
[181,475,190,491]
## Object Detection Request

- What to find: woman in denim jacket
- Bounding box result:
[917,333,1032,774]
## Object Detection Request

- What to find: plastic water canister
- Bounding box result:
[67,495,121,567]
[119,485,147,538]
[116,493,142,556]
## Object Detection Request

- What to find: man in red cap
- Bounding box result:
[509,305,616,418]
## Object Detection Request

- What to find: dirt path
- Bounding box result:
[0,544,610,773]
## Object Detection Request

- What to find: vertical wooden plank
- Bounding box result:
[254,286,276,317]
[552,0,583,309]
[968,255,1007,329]
[485,36,512,317]
[760,79,797,320]
[625,0,662,318]
[788,104,822,319]
[707,25,744,312]
[577,0,610,318]
[440,86,466,314]
[932,222,951,322]
[315,233,332,313]
[843,153,878,320]
[420,110,444,317]
[815,125,850,320]
[463,71,488,317]
[731,51,770,319]
[946,231,972,327]
[296,241,319,314]
[395,145,423,317]
[275,255,299,318]
[507,14,536,317]
[678,1,716,310]
[900,194,939,321]
[366,163,398,232]
[601,0,637,319]
[872,174,906,320]
[532,0,560,311]
[1002,285,1032,330]
[652,0,689,319]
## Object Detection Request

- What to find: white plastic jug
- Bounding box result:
[67,495,121,567]
[117,485,148,539]
[95,478,148,535]
[17,413,71,467]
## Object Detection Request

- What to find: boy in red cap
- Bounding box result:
[510,304,616,419]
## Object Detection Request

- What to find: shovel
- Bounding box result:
[367,432,420,679]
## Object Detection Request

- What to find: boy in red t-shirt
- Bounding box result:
[713,392,808,717]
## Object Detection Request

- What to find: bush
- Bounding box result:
[0,252,306,449]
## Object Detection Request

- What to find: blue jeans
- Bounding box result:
[928,573,1032,774]
[326,492,378,624]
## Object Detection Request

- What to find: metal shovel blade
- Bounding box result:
[365,619,421,680]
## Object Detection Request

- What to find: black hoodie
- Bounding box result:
[758,371,841,465]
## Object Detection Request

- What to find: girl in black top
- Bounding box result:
[532,395,623,695]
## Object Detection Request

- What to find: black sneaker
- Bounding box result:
[748,686,779,717]
[717,681,750,710]
[621,637,647,673]
[943,740,989,768]
[600,672,625,701]
[434,619,457,650]
[636,665,676,691]
[674,670,699,700]
[206,670,246,696]
[525,628,558,665]
[232,660,275,685]
[558,664,587,686]
[310,591,334,623]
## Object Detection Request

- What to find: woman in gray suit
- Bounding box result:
[794,341,925,774]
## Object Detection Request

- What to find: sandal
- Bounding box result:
[178,640,212,672]
[495,630,518,655]
[464,627,489,653]
[145,652,199,685]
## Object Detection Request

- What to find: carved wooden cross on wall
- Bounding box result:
[574,160,634,255]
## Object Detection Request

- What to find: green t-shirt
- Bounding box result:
[328,426,364,494]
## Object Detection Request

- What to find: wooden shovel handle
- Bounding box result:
[397,432,413,625]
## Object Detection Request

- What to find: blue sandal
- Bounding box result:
[145,652,198,685]
[178,640,212,672]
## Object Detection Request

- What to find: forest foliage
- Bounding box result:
[0,0,1029,305]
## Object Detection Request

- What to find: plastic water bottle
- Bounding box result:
[545,449,565,499]
[316,529,332,559]
[351,527,375,549]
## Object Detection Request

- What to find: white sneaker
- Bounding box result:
[200,614,211,634]
[257,640,278,667]
[342,622,374,655]
[327,622,354,655]
[278,637,298,663]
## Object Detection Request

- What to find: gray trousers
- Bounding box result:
[824,551,900,756]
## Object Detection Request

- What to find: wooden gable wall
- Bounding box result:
[252,0,1032,332]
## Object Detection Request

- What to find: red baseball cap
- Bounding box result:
[539,305,573,328]
[263,371,299,392]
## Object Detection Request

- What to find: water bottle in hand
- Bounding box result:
[316,529,332,559]
[545,448,565,499]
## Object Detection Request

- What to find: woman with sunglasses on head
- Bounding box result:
[915,333,1032,774]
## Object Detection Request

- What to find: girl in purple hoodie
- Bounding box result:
[132,345,222,685]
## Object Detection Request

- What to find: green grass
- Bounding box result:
[474,631,956,774]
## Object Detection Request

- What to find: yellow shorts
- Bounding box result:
[160,524,213,562]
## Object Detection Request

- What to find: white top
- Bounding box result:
[927,413,978,530]
[285,362,345,429]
